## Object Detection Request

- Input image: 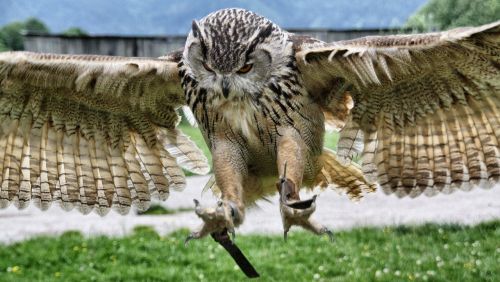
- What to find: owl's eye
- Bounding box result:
[202,62,214,72]
[237,64,253,74]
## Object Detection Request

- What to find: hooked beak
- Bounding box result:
[222,77,230,98]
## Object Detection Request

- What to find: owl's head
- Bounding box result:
[182,8,292,100]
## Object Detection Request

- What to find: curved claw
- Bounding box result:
[184,233,195,246]
[322,228,335,243]
[229,228,236,241]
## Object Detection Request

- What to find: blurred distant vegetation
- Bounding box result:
[62,27,89,37]
[0,17,49,51]
[406,0,500,31]
[0,18,88,51]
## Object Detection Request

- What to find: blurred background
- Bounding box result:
[1,0,499,57]
[0,1,499,281]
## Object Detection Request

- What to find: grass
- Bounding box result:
[0,221,498,281]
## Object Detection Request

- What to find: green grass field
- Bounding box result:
[0,221,498,282]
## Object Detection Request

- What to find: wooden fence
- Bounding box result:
[24,28,406,57]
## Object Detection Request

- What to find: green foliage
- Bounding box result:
[406,0,500,31]
[63,27,89,37]
[23,17,50,34]
[0,21,25,51]
[0,221,497,281]
[0,17,49,51]
[0,41,9,52]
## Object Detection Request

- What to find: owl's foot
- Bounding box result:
[184,199,242,245]
[277,177,334,242]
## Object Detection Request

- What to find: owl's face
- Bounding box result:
[182,8,292,102]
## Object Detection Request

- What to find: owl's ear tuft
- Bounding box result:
[192,20,203,39]
[258,23,274,39]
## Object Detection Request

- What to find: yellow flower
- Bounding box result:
[7,265,21,273]
[54,272,61,277]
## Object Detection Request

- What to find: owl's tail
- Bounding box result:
[314,148,376,201]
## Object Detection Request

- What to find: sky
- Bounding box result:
[0,0,428,35]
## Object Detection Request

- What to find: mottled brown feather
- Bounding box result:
[297,21,500,197]
[0,51,209,214]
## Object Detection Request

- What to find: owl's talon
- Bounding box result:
[186,199,241,244]
[184,233,197,246]
[322,227,335,242]
[278,176,332,241]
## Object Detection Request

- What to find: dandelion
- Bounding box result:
[7,266,21,273]
[209,253,215,260]
[280,253,286,259]
[375,270,382,278]
[426,270,436,276]
[394,270,401,276]
[472,241,480,248]
[416,259,422,265]
[443,244,449,249]
[415,272,421,278]
[318,265,325,272]
[475,260,481,266]
[437,261,444,268]
[313,273,320,280]
[438,228,444,234]
[423,274,428,281]
[383,268,390,273]
[54,272,61,277]
[198,273,204,280]
[435,256,442,262]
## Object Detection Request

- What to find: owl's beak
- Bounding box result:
[221,77,230,98]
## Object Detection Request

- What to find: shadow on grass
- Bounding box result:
[136,204,194,216]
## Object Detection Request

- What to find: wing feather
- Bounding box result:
[296,21,500,197]
[0,51,209,214]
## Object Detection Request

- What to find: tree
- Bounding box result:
[23,17,50,34]
[406,0,500,31]
[63,27,89,36]
[0,17,49,51]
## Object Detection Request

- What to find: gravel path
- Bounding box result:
[0,175,498,244]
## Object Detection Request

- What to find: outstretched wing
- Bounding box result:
[295,21,500,197]
[0,51,209,215]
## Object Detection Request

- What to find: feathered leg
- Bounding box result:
[276,130,334,241]
[185,138,245,244]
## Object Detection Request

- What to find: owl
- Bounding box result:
[0,8,499,245]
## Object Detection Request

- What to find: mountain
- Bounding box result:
[0,0,427,35]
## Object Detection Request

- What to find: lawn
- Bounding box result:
[0,221,498,281]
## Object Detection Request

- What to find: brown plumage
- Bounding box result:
[0,9,498,243]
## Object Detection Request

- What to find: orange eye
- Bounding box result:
[202,62,213,72]
[237,64,253,74]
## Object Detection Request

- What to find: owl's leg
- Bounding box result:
[276,132,334,241]
[185,139,246,244]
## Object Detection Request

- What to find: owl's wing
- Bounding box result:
[0,51,209,215]
[295,21,500,197]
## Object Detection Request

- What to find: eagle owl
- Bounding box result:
[0,9,499,242]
